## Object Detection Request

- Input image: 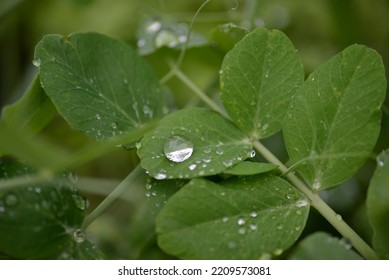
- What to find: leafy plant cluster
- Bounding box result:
[0,12,388,260]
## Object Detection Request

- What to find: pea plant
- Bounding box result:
[0,20,388,260]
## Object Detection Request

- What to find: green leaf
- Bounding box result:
[210,23,249,53]
[0,159,86,259]
[34,32,167,142]
[137,108,253,180]
[57,239,105,260]
[137,19,208,55]
[289,232,363,260]
[223,161,278,176]
[1,75,56,135]
[156,175,309,259]
[220,27,304,139]
[145,177,186,219]
[367,149,389,259]
[283,45,386,190]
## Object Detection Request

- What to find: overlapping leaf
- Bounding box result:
[367,149,389,259]
[220,27,304,139]
[34,32,167,142]
[137,108,253,180]
[283,45,386,190]
[156,175,309,259]
[289,232,363,260]
[0,159,95,259]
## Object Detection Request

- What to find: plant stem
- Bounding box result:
[81,165,145,230]
[174,68,229,118]
[254,140,378,260]
[178,71,378,259]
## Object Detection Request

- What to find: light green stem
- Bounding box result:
[81,165,145,230]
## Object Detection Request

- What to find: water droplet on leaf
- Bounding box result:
[73,229,86,243]
[154,170,167,180]
[147,21,162,33]
[250,211,257,218]
[249,150,256,158]
[249,224,257,231]
[32,58,41,67]
[164,135,194,163]
[95,113,101,120]
[72,194,87,211]
[188,163,197,170]
[295,198,308,208]
[237,216,246,226]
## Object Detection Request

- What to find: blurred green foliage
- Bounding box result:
[0,0,388,259]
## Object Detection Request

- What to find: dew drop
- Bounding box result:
[237,216,246,226]
[249,224,257,231]
[222,217,229,223]
[286,193,294,200]
[218,70,224,75]
[378,160,384,167]
[214,149,223,157]
[142,105,153,118]
[335,214,342,221]
[164,135,194,163]
[0,201,5,213]
[154,171,167,180]
[4,193,19,207]
[146,21,162,33]
[188,163,197,171]
[249,150,256,158]
[68,172,78,184]
[137,39,146,48]
[223,159,233,167]
[276,224,283,230]
[178,35,187,43]
[135,142,142,149]
[203,155,212,163]
[250,211,257,218]
[72,194,87,211]
[155,29,178,48]
[295,198,308,208]
[273,248,283,256]
[238,228,246,235]
[203,147,212,154]
[32,58,41,67]
[312,179,321,190]
[339,238,352,250]
[73,229,86,243]
[95,113,101,120]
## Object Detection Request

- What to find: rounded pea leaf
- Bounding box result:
[220,27,304,139]
[0,159,86,259]
[283,45,386,190]
[137,108,253,180]
[34,32,167,142]
[367,149,389,259]
[289,232,363,260]
[156,175,309,260]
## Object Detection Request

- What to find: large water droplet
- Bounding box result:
[4,193,19,206]
[73,229,86,243]
[164,135,194,163]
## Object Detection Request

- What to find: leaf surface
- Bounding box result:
[367,149,389,259]
[0,159,86,259]
[156,175,309,259]
[1,75,56,135]
[138,108,253,179]
[283,45,386,190]
[289,232,363,260]
[220,27,304,139]
[223,161,278,175]
[34,32,166,142]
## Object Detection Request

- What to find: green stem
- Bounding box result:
[81,165,145,230]
[174,68,229,118]
[177,71,378,259]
